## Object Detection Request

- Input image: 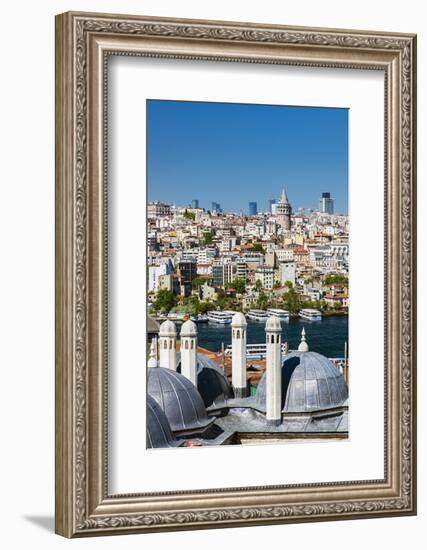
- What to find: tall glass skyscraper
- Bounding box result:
[191,199,199,209]
[249,202,258,216]
[319,192,334,214]
[269,199,276,213]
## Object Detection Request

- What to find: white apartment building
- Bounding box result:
[148,261,173,292]
[197,247,217,264]
[275,248,294,262]
[255,266,275,290]
[279,261,296,286]
[242,252,264,268]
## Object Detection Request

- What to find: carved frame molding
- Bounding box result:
[55,12,416,537]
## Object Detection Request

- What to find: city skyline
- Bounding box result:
[147,100,349,214]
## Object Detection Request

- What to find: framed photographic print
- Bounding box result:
[55,11,417,537]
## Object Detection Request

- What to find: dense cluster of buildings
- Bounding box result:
[147,190,349,311]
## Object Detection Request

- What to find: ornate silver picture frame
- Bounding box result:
[55,11,417,537]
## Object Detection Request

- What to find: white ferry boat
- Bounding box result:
[207,311,234,324]
[225,342,288,360]
[299,308,322,321]
[247,309,268,322]
[266,308,290,322]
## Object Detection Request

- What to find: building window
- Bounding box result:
[236,330,240,339]
[184,340,189,350]
[191,340,194,349]
[169,340,172,349]
[163,340,167,349]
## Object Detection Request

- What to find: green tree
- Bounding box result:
[251,242,265,255]
[191,277,208,289]
[254,279,263,291]
[333,301,343,310]
[198,301,214,314]
[282,287,301,314]
[324,274,348,285]
[227,278,246,294]
[188,296,201,315]
[201,231,214,246]
[183,209,196,221]
[256,290,269,310]
[154,289,176,313]
[273,281,281,289]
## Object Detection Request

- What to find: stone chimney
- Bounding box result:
[231,312,248,398]
[265,316,282,425]
[180,319,198,386]
[159,319,177,370]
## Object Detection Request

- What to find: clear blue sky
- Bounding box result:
[147,100,348,214]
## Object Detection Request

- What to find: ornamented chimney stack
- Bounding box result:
[265,316,282,425]
[159,320,177,370]
[180,319,198,386]
[231,312,248,398]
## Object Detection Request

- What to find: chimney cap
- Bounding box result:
[265,316,282,332]
[231,312,247,327]
[181,319,198,337]
[159,319,177,336]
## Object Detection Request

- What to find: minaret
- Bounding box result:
[298,327,309,352]
[180,319,198,386]
[265,316,282,425]
[231,312,248,397]
[276,188,292,231]
[159,320,177,370]
[147,339,158,368]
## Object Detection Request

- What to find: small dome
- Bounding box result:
[147,367,213,434]
[146,395,180,448]
[159,319,177,337]
[231,312,247,327]
[255,351,348,413]
[265,316,282,332]
[176,353,233,408]
[180,319,197,337]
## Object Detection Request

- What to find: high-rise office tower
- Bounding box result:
[319,192,334,214]
[191,199,199,209]
[269,199,276,213]
[249,202,258,216]
[211,201,222,213]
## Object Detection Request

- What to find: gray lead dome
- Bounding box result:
[146,395,180,448]
[256,351,348,413]
[176,353,233,408]
[147,367,213,434]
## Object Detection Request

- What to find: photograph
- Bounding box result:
[146,100,350,449]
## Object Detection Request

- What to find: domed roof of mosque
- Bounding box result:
[159,319,177,336]
[232,312,247,326]
[147,367,213,433]
[146,395,181,449]
[176,353,233,408]
[255,351,348,413]
[265,316,282,331]
[180,319,198,336]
